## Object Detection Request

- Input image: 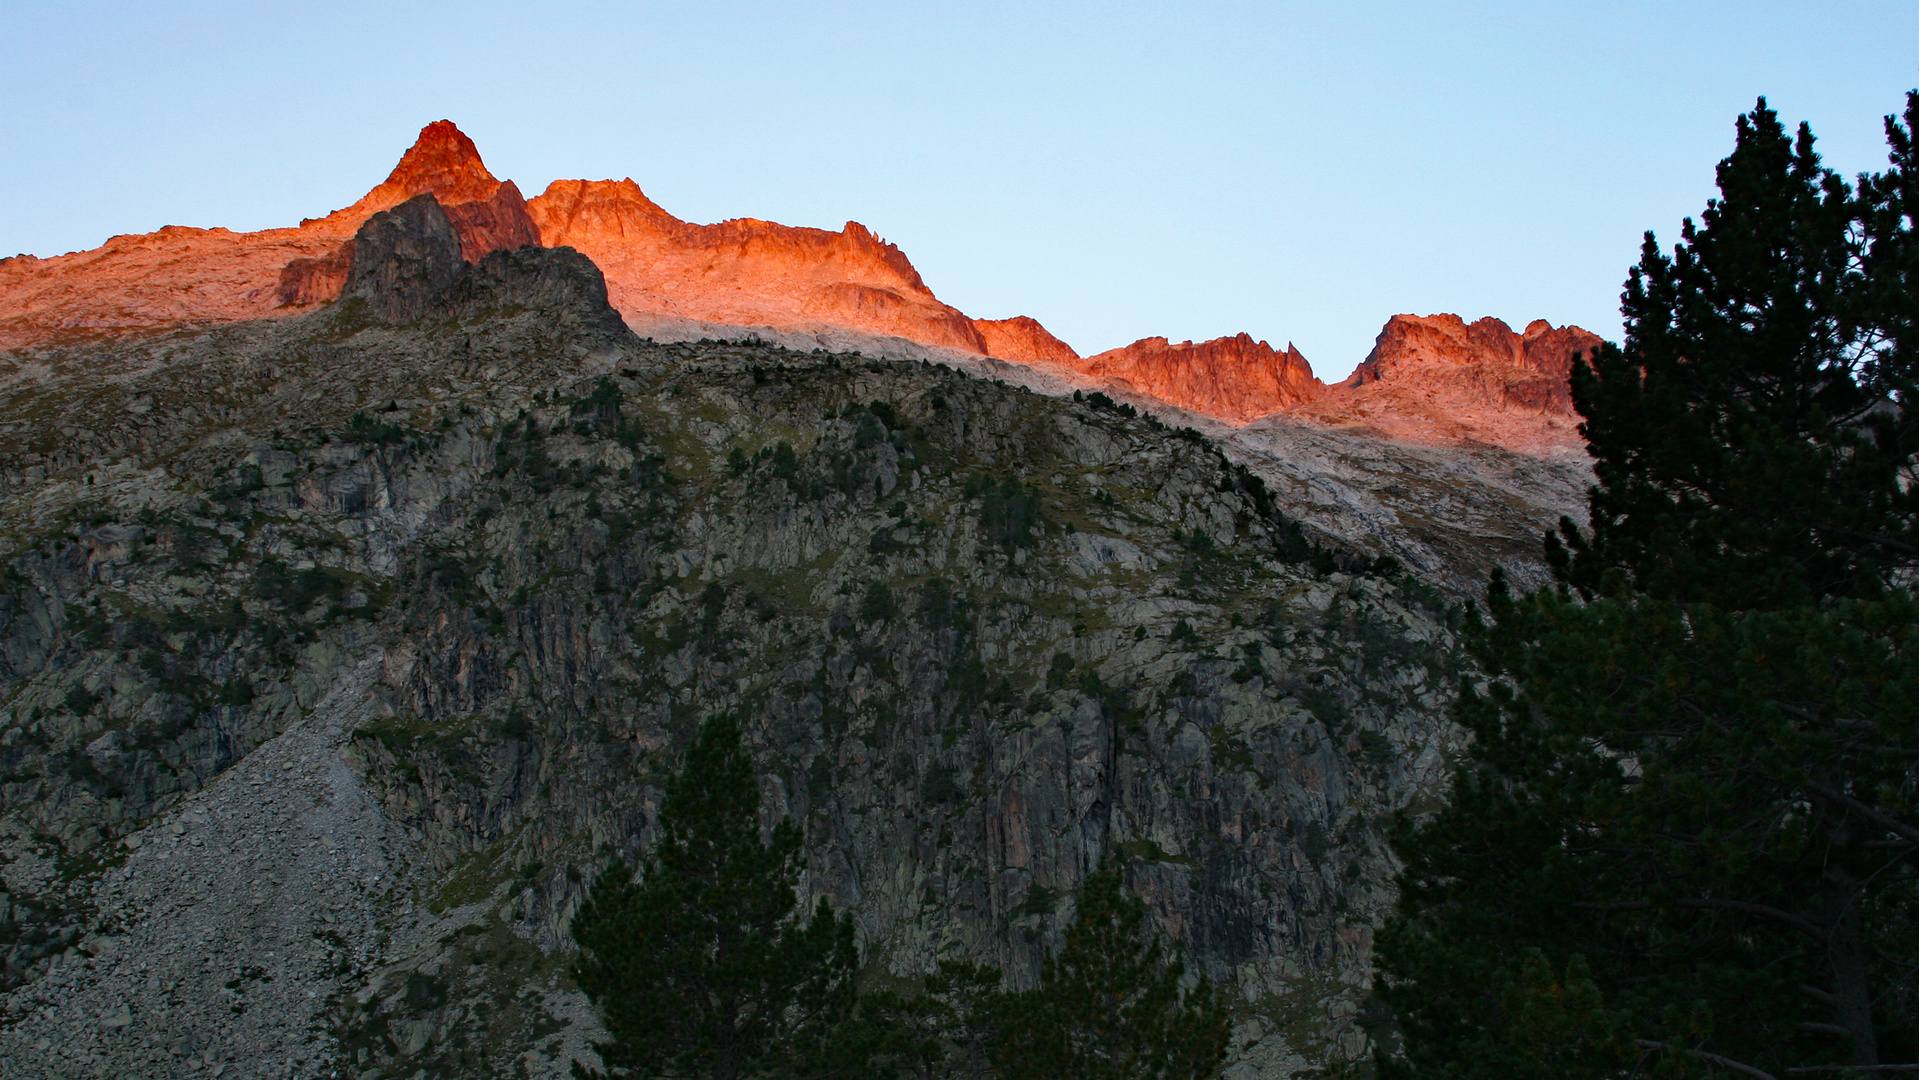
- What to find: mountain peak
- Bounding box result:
[374,120,503,206]
[1078,333,1323,423]
[1347,313,1602,392]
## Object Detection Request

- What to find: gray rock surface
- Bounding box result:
[341,194,466,324]
[0,253,1535,1076]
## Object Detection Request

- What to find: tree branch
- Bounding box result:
[1821,524,1919,556]
[1576,898,1829,942]
[1784,1068,1919,1074]
[1770,700,1879,731]
[1803,780,1919,847]
[1681,899,1831,941]
[1637,1040,1778,1080]
[1799,984,1839,1007]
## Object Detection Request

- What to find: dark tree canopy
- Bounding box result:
[1378,94,1919,1080]
[988,862,1230,1080]
[1556,96,1919,609]
[788,863,1229,1080]
[570,718,1230,1080]
[1378,587,1919,1078]
[571,715,859,1080]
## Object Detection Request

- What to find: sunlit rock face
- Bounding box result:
[343,118,507,212]
[0,119,1609,457]
[1343,313,1603,412]
[0,120,538,348]
[1276,314,1607,455]
[283,122,540,296]
[0,119,1004,358]
[1075,333,1325,424]
[526,178,992,353]
[972,315,1082,367]
[442,181,540,264]
[275,241,357,308]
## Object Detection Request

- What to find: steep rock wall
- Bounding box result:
[0,278,1462,1076]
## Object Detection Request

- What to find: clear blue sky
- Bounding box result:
[2,2,1915,378]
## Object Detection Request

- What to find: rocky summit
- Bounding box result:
[1281,314,1606,456]
[1076,334,1324,424]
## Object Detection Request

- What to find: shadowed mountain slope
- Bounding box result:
[0,225,1478,1077]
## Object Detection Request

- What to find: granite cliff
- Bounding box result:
[0,202,1488,1078]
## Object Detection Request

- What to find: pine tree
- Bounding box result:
[988,862,1230,1080]
[1554,98,1919,608]
[851,961,1005,1080]
[570,715,860,1080]
[1376,95,1919,1079]
[1378,586,1918,1078]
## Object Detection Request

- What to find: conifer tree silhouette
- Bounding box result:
[1377,95,1919,1079]
[571,715,858,1080]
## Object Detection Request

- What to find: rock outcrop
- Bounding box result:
[1074,333,1325,424]
[1343,313,1604,412]
[0,121,539,346]
[340,195,467,323]
[306,127,541,307]
[326,189,612,336]
[525,178,994,353]
[448,244,631,341]
[972,315,1082,367]
[1279,314,1605,455]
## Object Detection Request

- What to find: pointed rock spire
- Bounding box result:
[374,120,504,206]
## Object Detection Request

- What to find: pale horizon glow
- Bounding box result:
[2,2,1915,381]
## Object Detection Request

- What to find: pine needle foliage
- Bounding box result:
[1379,585,1919,1078]
[571,714,859,1080]
[1377,94,1919,1080]
[989,862,1230,1080]
[1554,98,1919,609]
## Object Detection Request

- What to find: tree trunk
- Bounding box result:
[1826,872,1879,1068]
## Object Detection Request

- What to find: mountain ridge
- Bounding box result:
[0,121,1603,455]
